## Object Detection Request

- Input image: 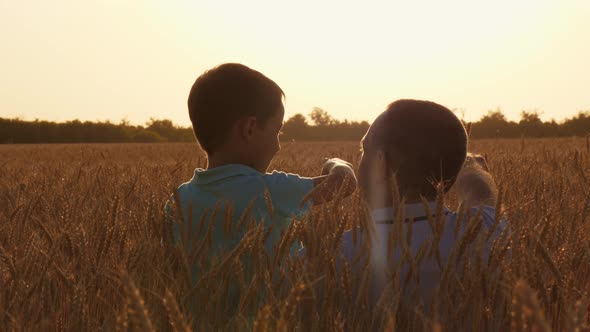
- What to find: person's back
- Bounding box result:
[340,202,507,307]
[174,165,315,257]
[168,63,357,275]
[337,100,510,312]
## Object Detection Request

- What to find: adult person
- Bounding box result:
[339,99,509,311]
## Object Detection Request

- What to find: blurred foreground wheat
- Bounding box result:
[0,139,589,331]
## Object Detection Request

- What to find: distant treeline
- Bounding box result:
[0,118,194,144]
[1,107,589,144]
[468,109,590,139]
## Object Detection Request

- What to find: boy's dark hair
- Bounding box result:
[187,63,284,154]
[374,99,467,199]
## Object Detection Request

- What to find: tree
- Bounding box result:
[309,107,334,126]
[482,109,507,122]
[282,114,309,140]
[519,110,543,137]
[284,113,308,127]
[470,108,518,138]
[132,130,166,143]
[146,118,177,141]
[562,111,590,136]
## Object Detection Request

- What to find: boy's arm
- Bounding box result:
[454,153,497,208]
[307,158,357,206]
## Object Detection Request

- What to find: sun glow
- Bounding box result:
[1,0,588,125]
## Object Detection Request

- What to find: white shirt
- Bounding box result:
[339,201,509,307]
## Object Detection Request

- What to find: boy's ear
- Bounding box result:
[240,116,258,142]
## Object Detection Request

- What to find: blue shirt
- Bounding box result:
[168,164,314,258]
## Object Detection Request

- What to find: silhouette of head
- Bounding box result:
[359,99,467,207]
[187,63,285,171]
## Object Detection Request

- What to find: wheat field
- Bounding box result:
[0,139,589,331]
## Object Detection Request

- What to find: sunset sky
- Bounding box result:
[1,0,589,126]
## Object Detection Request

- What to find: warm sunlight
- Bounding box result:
[3,2,590,330]
[1,0,588,125]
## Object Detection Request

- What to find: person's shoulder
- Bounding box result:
[465,204,496,216]
[471,205,498,227]
[177,178,194,190]
[449,205,496,220]
[453,205,508,233]
[173,168,219,204]
[263,170,311,181]
[262,170,314,194]
[174,178,196,202]
[261,170,315,215]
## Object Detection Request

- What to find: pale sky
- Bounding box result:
[1,0,589,126]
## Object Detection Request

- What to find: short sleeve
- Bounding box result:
[263,171,314,218]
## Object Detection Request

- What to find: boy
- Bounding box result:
[168,63,357,259]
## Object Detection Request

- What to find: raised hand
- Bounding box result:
[321,158,354,176]
[464,152,490,172]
